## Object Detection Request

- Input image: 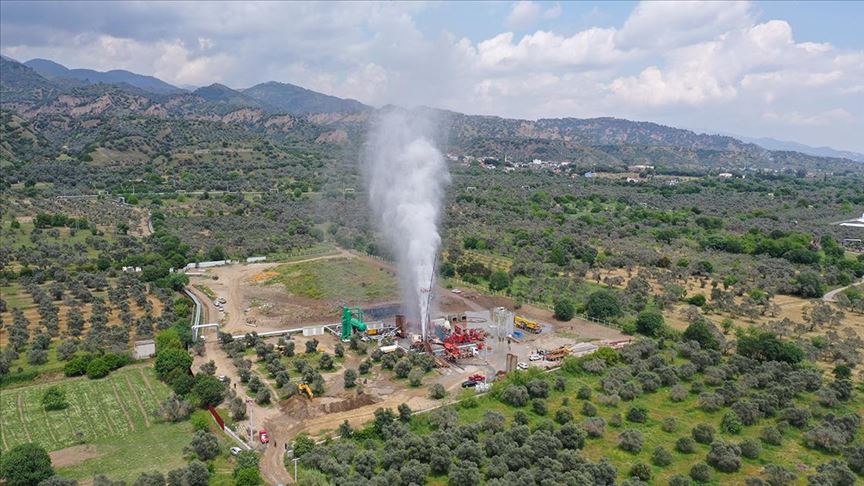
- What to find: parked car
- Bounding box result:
[218,375,228,382]
[230,447,242,455]
[468,373,485,382]
[529,353,542,361]
[517,362,529,370]
[259,429,269,444]
[461,380,478,388]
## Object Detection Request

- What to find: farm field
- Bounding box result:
[268,256,398,302]
[0,367,171,452]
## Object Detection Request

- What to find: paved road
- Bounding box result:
[824,277,864,302]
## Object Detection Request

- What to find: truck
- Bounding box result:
[514,316,542,334]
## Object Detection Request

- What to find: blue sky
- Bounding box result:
[2,1,863,152]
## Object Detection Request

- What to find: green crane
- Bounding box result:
[341,306,367,341]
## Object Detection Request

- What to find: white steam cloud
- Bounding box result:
[365,110,450,339]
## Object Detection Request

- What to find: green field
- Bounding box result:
[0,367,171,452]
[269,257,398,302]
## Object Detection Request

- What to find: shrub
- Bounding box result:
[86,358,110,379]
[553,298,575,321]
[0,443,54,486]
[763,464,796,486]
[186,430,219,461]
[576,386,592,400]
[501,385,529,407]
[692,424,715,444]
[676,437,696,454]
[630,462,652,481]
[618,429,644,453]
[318,353,334,371]
[63,356,89,377]
[586,289,622,321]
[636,310,665,336]
[739,439,761,459]
[531,399,547,416]
[408,368,423,387]
[662,417,678,433]
[627,406,648,423]
[430,384,446,399]
[690,463,712,483]
[780,407,811,428]
[394,359,412,379]
[41,386,68,411]
[344,369,357,388]
[255,388,271,405]
[721,411,743,435]
[581,402,598,417]
[670,384,688,402]
[526,379,549,398]
[304,339,318,354]
[761,426,783,446]
[584,417,606,438]
[668,475,692,486]
[706,440,742,473]
[652,446,673,467]
[555,408,574,425]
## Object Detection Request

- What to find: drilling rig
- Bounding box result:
[340,306,367,341]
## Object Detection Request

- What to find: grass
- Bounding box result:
[0,367,171,452]
[268,257,398,302]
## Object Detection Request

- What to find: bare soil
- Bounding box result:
[49,444,101,468]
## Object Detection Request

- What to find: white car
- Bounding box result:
[517,362,529,370]
[218,375,228,382]
[230,446,242,456]
[528,353,542,362]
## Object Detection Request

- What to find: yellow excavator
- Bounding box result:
[515,315,542,334]
[298,383,314,399]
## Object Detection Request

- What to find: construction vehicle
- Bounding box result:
[341,306,367,341]
[514,316,542,334]
[298,383,314,399]
[544,346,571,361]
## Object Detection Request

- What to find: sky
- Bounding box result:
[1,1,863,152]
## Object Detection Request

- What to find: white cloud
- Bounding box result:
[506,1,562,28]
[616,1,752,50]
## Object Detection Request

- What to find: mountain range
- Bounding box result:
[1,55,861,174]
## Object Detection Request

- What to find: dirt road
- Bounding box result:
[824,277,864,302]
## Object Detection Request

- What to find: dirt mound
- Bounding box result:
[321,394,378,414]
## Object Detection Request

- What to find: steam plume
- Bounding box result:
[365,109,449,339]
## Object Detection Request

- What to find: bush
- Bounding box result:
[526,379,549,398]
[577,386,592,400]
[63,356,89,377]
[553,298,575,321]
[555,408,574,425]
[630,462,652,481]
[576,416,602,436]
[676,437,696,454]
[408,368,423,387]
[636,310,665,336]
[652,446,673,466]
[255,388,271,405]
[394,359,412,379]
[0,443,54,486]
[186,430,219,461]
[721,411,743,434]
[586,289,622,321]
[430,384,446,399]
[344,369,357,388]
[41,386,68,411]
[627,406,648,423]
[763,464,796,486]
[692,424,715,444]
[86,358,110,379]
[739,439,761,459]
[683,319,722,350]
[531,399,547,416]
[760,426,783,446]
[690,463,711,483]
[618,429,644,453]
[668,475,692,486]
[305,339,318,354]
[662,417,678,433]
[318,353,334,371]
[706,440,742,473]
[501,385,529,407]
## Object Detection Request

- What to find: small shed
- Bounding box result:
[133,339,156,360]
